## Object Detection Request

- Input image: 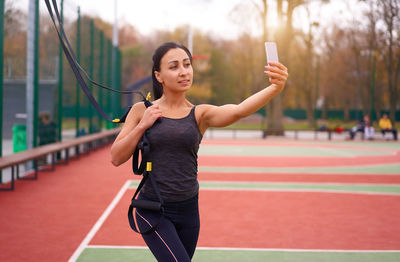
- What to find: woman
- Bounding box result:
[111,42,288,261]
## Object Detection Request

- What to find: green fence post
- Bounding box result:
[0,0,4,182]
[57,0,63,142]
[98,30,104,130]
[33,0,39,148]
[370,52,376,120]
[106,39,112,129]
[75,6,81,137]
[88,20,94,133]
[118,48,122,114]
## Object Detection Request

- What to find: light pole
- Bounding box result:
[112,0,119,117]
[26,0,39,150]
[0,0,4,182]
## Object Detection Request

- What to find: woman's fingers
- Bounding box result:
[265,64,288,76]
[268,61,288,72]
[265,70,287,81]
[264,70,288,83]
[264,62,288,88]
[148,106,162,119]
[141,105,162,128]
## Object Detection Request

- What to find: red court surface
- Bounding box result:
[90,188,400,250]
[0,146,135,262]
[0,140,399,262]
[199,172,400,184]
[199,153,400,167]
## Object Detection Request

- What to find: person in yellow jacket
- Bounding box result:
[379,114,397,140]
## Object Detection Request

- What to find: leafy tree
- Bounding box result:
[377,0,400,126]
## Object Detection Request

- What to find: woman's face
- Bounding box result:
[155,48,193,94]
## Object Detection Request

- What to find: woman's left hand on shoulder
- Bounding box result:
[264,61,288,92]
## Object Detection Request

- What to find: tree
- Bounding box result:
[4,1,25,37]
[364,0,379,118]
[319,25,357,119]
[266,0,305,135]
[377,0,400,126]
[3,1,26,78]
[209,46,237,105]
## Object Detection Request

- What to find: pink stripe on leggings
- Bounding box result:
[136,211,178,262]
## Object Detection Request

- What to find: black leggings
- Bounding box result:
[135,194,200,262]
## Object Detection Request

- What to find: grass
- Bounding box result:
[219,120,352,131]
[61,118,114,131]
[61,117,398,132]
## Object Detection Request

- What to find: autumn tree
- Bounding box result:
[209,45,237,105]
[256,0,328,134]
[4,1,26,78]
[377,0,400,126]
[320,26,360,120]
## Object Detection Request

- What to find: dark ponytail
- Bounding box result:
[152,42,192,99]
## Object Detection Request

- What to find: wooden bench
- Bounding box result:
[0,128,121,191]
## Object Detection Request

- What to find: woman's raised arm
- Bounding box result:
[198,61,288,132]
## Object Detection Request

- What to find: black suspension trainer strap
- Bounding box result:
[44,0,147,123]
[132,100,153,174]
[127,100,166,235]
[45,0,165,234]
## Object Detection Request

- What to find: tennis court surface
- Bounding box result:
[1,138,399,261]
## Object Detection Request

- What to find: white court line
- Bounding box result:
[199,162,400,172]
[69,179,400,261]
[314,146,357,157]
[198,180,400,186]
[199,187,400,196]
[68,180,132,262]
[86,244,400,253]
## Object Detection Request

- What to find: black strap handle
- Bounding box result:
[128,171,165,235]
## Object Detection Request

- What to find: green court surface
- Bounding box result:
[129,181,400,195]
[199,145,394,157]
[199,181,400,194]
[2,138,399,262]
[78,247,400,262]
[74,139,400,262]
[330,141,400,149]
[198,140,400,157]
[199,163,400,174]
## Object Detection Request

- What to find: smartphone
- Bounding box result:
[265,42,279,63]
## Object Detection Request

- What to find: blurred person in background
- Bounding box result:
[363,114,374,140]
[37,112,57,165]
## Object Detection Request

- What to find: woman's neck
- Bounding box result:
[158,92,189,109]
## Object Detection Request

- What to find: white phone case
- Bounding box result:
[265,42,279,63]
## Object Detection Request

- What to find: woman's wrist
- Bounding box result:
[134,122,147,135]
[267,84,284,94]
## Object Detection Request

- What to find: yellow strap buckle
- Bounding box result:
[146,162,152,172]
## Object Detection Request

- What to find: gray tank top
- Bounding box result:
[141,106,202,202]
